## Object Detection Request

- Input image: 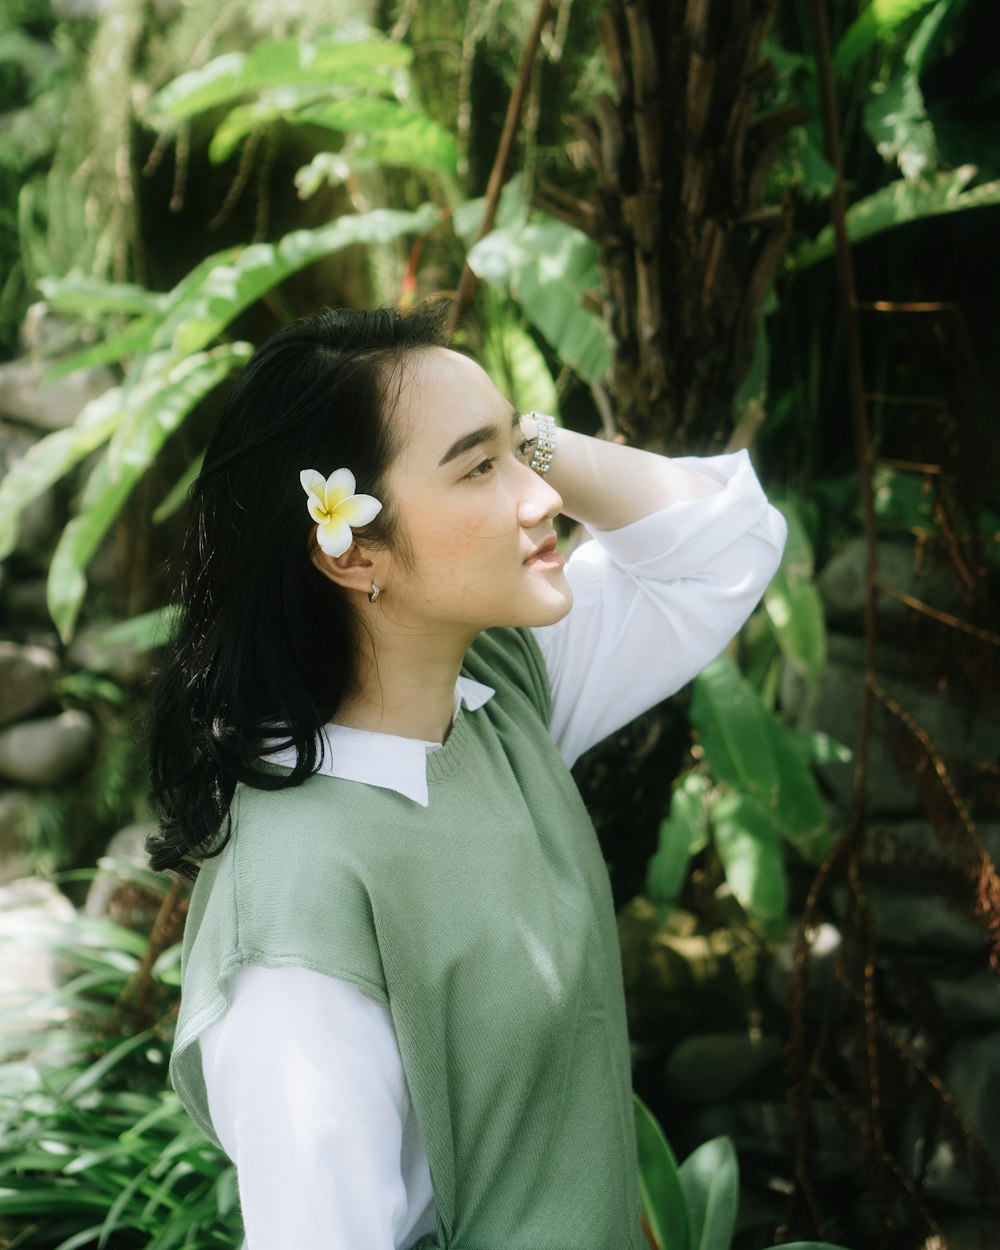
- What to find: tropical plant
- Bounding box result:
[634,1095,852,1250]
[0,863,236,1250]
[644,500,846,939]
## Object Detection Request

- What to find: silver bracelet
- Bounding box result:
[528,411,556,476]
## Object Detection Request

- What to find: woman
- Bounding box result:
[148,301,787,1249]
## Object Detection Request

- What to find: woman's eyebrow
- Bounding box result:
[438,408,522,467]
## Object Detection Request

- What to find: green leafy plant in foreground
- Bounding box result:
[635,1096,852,1250]
[0,864,238,1250]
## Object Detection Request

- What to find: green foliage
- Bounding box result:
[794,166,1000,268]
[779,0,1000,269]
[763,503,827,683]
[477,287,562,422]
[46,343,251,641]
[833,0,941,77]
[646,774,710,910]
[1,202,440,640]
[646,644,848,938]
[467,193,610,386]
[7,15,608,643]
[0,871,239,1249]
[0,1,66,353]
[143,34,461,179]
[635,1094,852,1250]
[146,37,412,121]
[635,1095,689,1250]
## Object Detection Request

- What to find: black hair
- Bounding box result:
[145,301,451,879]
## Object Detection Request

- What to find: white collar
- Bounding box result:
[259,675,495,808]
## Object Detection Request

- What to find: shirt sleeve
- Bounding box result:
[529,449,787,769]
[199,964,435,1250]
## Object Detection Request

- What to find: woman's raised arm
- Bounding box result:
[527,437,787,769]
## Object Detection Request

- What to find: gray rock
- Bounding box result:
[0,790,34,883]
[934,1211,1000,1250]
[68,623,151,687]
[928,970,1000,1028]
[85,822,162,933]
[687,1095,856,1179]
[84,528,129,596]
[0,710,97,785]
[863,822,1000,907]
[0,642,59,726]
[908,1030,1000,1207]
[664,1031,783,1104]
[0,877,76,1056]
[818,537,960,627]
[860,883,990,955]
[797,657,988,817]
[3,578,52,626]
[765,921,848,1019]
[0,357,115,432]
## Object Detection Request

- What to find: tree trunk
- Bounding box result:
[538,0,799,452]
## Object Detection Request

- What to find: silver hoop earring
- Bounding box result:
[368,582,382,604]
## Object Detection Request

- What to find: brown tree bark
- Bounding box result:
[537,0,801,452]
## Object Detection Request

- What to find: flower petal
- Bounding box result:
[315,515,354,557]
[335,494,383,527]
[300,468,326,498]
[307,495,329,524]
[324,468,357,511]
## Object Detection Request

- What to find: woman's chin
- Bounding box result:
[518,577,574,629]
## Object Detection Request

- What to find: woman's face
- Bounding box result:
[376,347,572,636]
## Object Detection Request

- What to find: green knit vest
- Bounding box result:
[170,627,643,1250]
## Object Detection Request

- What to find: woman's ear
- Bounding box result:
[309,541,378,595]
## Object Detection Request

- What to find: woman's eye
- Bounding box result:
[467,457,498,479]
[517,437,536,458]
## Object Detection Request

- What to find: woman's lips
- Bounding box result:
[522,540,562,570]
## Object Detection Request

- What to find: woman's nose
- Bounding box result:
[517,464,562,528]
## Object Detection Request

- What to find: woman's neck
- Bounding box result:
[333,624,474,744]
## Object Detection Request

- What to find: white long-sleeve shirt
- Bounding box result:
[198,450,787,1249]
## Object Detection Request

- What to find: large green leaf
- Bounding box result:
[634,1095,690,1250]
[833,0,940,76]
[711,793,788,938]
[207,97,290,163]
[647,773,710,907]
[770,1244,854,1250]
[44,246,243,383]
[152,451,204,524]
[47,345,250,642]
[763,503,826,683]
[207,90,458,166]
[677,1136,739,1250]
[691,655,780,809]
[150,203,441,358]
[146,38,411,121]
[692,654,829,862]
[478,302,560,420]
[0,384,125,561]
[37,276,167,318]
[291,97,459,175]
[792,167,1000,268]
[863,68,937,180]
[43,314,157,382]
[469,217,609,385]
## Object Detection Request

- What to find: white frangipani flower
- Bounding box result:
[299,468,383,557]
